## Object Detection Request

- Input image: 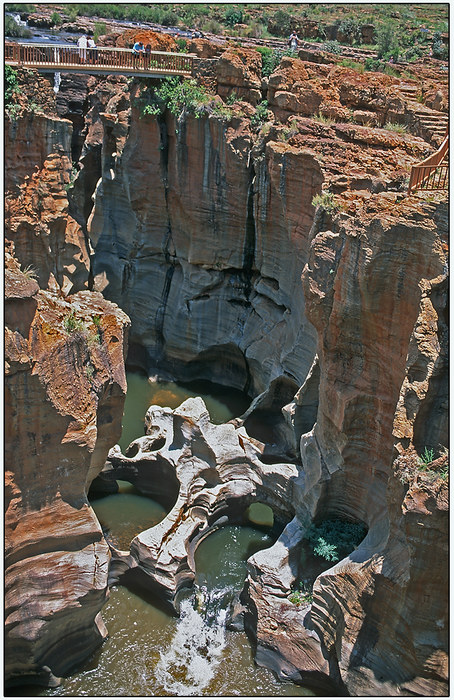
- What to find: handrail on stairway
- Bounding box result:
[408,130,449,194]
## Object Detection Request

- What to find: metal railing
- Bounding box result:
[5,41,193,76]
[408,132,449,193]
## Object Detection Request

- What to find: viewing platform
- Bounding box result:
[5,41,194,79]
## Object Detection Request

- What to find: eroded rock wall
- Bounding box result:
[4,254,130,686]
[89,103,322,396]
[245,195,448,695]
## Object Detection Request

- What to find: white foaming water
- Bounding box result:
[53,72,61,93]
[154,588,229,696]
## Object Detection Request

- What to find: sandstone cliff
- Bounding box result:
[5,252,130,686]
[4,44,448,696]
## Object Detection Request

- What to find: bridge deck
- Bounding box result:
[5,41,193,78]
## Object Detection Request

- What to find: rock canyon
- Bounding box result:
[4,25,448,697]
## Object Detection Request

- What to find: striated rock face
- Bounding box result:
[5,152,91,294]
[4,254,130,686]
[89,104,322,398]
[245,195,448,695]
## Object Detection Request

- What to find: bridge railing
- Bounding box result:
[408,132,449,193]
[5,41,193,75]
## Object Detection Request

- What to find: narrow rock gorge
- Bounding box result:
[4,27,448,697]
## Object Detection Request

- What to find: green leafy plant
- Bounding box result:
[307,519,367,563]
[5,65,20,105]
[384,122,407,134]
[267,9,293,37]
[63,311,86,334]
[323,40,342,55]
[251,100,270,129]
[418,446,434,468]
[338,17,363,45]
[288,584,313,606]
[224,6,243,28]
[137,78,232,121]
[312,191,341,213]
[257,46,297,78]
[377,21,400,61]
[50,11,62,26]
[175,37,188,53]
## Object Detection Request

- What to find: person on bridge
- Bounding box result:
[78,34,87,63]
[144,44,152,66]
[132,40,145,60]
[87,36,97,64]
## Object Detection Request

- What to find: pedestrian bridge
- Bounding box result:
[5,41,193,79]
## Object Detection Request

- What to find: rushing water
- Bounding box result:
[119,370,250,451]
[33,522,313,697]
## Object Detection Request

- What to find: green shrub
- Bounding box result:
[5,65,20,105]
[251,100,270,129]
[267,9,293,37]
[224,6,243,28]
[160,9,178,27]
[377,22,400,60]
[93,22,107,42]
[338,17,363,44]
[202,18,221,34]
[50,11,62,26]
[138,77,232,121]
[312,191,341,213]
[323,40,342,55]
[307,519,367,563]
[63,311,86,334]
[175,38,188,53]
[257,46,297,78]
[432,32,448,60]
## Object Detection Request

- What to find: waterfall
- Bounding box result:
[53,72,61,93]
[12,13,28,27]
[153,586,230,696]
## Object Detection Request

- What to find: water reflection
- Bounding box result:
[90,480,167,551]
[119,371,250,452]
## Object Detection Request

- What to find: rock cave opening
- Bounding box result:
[290,516,369,600]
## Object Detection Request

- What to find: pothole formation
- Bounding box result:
[89,393,370,696]
[91,397,299,605]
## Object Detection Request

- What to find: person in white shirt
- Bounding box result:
[78,34,87,63]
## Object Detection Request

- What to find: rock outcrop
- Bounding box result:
[88,100,322,398]
[244,194,448,695]
[4,45,449,697]
[4,253,130,687]
[94,397,298,607]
